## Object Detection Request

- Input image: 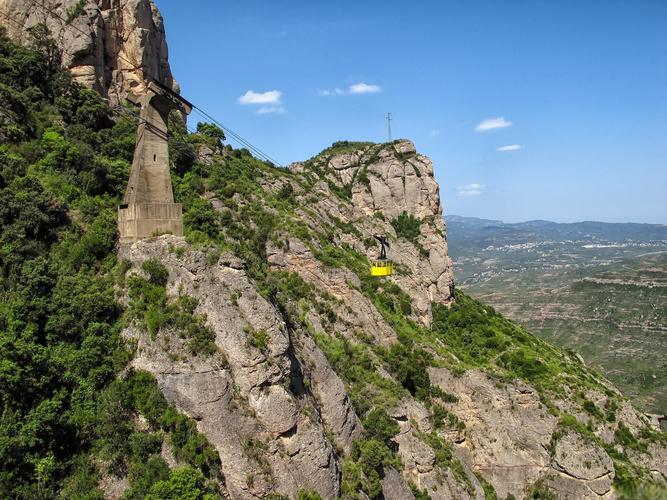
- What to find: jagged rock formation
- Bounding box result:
[290,141,455,326]
[0,0,176,101]
[116,141,666,499]
[120,244,348,498]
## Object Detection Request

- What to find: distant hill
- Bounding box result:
[446,215,667,257]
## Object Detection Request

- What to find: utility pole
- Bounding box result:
[387,112,392,142]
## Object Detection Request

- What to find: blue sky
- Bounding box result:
[158,0,667,224]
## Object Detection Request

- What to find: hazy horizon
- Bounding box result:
[445,213,667,226]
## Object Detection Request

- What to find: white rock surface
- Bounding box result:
[0,0,177,101]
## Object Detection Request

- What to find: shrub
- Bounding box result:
[183,197,220,238]
[583,400,603,420]
[297,490,323,500]
[348,438,398,499]
[142,258,169,286]
[363,408,400,446]
[146,465,214,500]
[498,348,549,380]
[196,122,225,144]
[382,343,433,400]
[249,328,269,353]
[391,211,422,242]
[126,456,170,499]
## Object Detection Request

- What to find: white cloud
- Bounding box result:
[320,83,381,96]
[318,88,344,96]
[256,106,285,115]
[497,144,522,152]
[475,117,512,132]
[429,129,441,138]
[349,82,382,94]
[457,183,484,196]
[238,90,282,105]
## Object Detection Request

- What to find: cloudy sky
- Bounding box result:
[159,0,666,223]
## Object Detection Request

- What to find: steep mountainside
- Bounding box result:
[0,0,176,101]
[112,140,666,500]
[1,18,666,500]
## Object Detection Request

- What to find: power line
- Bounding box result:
[192,107,282,167]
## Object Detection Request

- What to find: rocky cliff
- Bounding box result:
[2,1,664,496]
[116,140,666,499]
[0,0,176,101]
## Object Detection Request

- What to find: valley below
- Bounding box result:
[447,215,667,417]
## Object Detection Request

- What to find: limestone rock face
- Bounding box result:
[550,431,614,497]
[114,140,666,499]
[289,140,455,326]
[0,0,177,101]
[429,368,558,499]
[119,238,342,499]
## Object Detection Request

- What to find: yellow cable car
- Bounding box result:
[370,234,393,276]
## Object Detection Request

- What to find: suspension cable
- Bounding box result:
[191,106,282,167]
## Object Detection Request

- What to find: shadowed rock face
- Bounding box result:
[0,0,176,101]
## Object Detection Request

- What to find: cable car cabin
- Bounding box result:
[371,259,393,276]
[370,234,393,276]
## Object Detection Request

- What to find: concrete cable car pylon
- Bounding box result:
[118,80,192,243]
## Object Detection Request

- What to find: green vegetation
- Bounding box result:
[128,263,216,355]
[246,325,269,353]
[342,438,401,499]
[315,140,374,158]
[431,290,597,395]
[449,215,667,415]
[391,211,422,242]
[196,122,226,145]
[297,490,323,500]
[526,478,556,500]
[64,0,87,24]
[0,26,221,497]
[145,465,219,500]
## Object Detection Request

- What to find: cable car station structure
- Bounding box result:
[118,81,192,243]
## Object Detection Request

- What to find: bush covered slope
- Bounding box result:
[0,27,221,498]
[1,26,665,500]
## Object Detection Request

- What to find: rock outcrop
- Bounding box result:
[0,0,176,101]
[115,141,666,499]
[289,140,455,326]
[120,240,349,499]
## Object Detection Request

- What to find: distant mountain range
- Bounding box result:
[446,215,667,256]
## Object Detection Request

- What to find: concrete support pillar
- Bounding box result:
[118,81,192,243]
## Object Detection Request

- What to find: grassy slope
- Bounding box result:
[459,250,667,415]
